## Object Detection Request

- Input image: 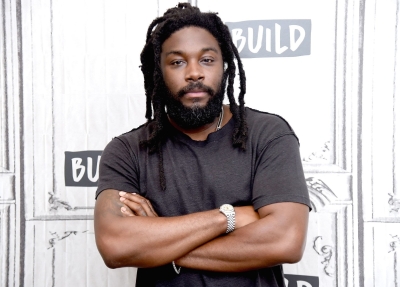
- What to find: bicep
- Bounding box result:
[257,202,309,226]
[257,202,309,262]
[94,189,125,253]
[95,189,124,221]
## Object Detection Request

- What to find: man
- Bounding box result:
[94,3,310,287]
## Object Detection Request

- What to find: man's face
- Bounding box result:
[160,26,225,129]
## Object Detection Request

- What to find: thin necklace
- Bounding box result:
[215,106,224,131]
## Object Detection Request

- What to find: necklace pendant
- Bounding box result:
[215,106,224,131]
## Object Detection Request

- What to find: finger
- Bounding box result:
[120,196,149,216]
[120,192,158,217]
[121,205,135,217]
[134,195,158,217]
[119,192,157,217]
[145,198,158,217]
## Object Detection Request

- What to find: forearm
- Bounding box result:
[176,204,309,272]
[175,219,279,272]
[94,190,227,268]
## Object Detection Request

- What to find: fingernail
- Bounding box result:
[119,197,125,202]
[119,191,126,196]
[121,207,126,213]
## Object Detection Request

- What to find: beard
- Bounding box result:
[163,78,226,130]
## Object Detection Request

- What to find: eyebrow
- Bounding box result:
[165,47,220,57]
[202,47,219,54]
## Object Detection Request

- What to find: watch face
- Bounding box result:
[220,204,234,212]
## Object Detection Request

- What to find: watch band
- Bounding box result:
[219,204,235,233]
[225,212,235,233]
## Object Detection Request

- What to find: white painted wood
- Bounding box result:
[284,205,353,287]
[0,174,14,201]
[197,0,360,174]
[0,0,17,174]
[198,0,359,286]
[364,223,400,287]
[20,0,158,219]
[360,1,400,286]
[362,0,400,221]
[24,220,136,287]
[17,0,162,285]
[0,204,16,287]
[0,0,19,286]
[0,0,398,286]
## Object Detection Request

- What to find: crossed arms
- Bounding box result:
[94,189,309,272]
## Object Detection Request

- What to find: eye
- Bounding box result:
[201,58,214,64]
[171,60,185,66]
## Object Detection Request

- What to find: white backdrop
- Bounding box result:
[0,0,399,286]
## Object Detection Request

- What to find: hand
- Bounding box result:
[234,206,260,229]
[119,191,158,217]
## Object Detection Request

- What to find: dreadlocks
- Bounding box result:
[140,2,247,190]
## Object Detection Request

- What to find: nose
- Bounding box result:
[185,60,204,82]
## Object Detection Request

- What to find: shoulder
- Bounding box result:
[245,107,299,145]
[102,122,152,159]
[109,122,152,149]
[119,122,151,143]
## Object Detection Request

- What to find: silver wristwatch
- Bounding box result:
[219,204,235,233]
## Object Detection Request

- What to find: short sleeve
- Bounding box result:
[252,134,311,210]
[95,137,140,199]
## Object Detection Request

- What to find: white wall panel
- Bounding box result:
[17,0,160,286]
[0,204,16,287]
[361,1,400,286]
[24,220,136,287]
[199,0,359,285]
[362,0,400,221]
[20,0,158,219]
[0,0,398,285]
[198,0,359,174]
[0,0,18,175]
[284,205,353,287]
[364,223,400,287]
[0,0,19,286]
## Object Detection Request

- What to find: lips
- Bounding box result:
[184,88,208,98]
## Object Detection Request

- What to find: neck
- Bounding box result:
[168,104,232,141]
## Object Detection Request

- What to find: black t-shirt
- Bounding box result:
[96,107,311,287]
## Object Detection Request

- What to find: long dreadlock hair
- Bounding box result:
[140,2,247,190]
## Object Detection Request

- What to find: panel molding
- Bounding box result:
[284,204,353,287]
[312,235,335,277]
[0,204,16,287]
[302,0,360,174]
[21,0,160,220]
[361,0,400,221]
[324,204,353,287]
[364,223,400,287]
[307,176,339,212]
[0,0,17,174]
[24,221,137,287]
[0,0,19,286]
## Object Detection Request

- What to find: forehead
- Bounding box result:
[161,26,221,54]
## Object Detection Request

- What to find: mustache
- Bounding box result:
[176,82,215,98]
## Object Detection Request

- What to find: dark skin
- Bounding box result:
[94,27,309,271]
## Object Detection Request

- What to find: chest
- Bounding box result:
[138,139,255,216]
